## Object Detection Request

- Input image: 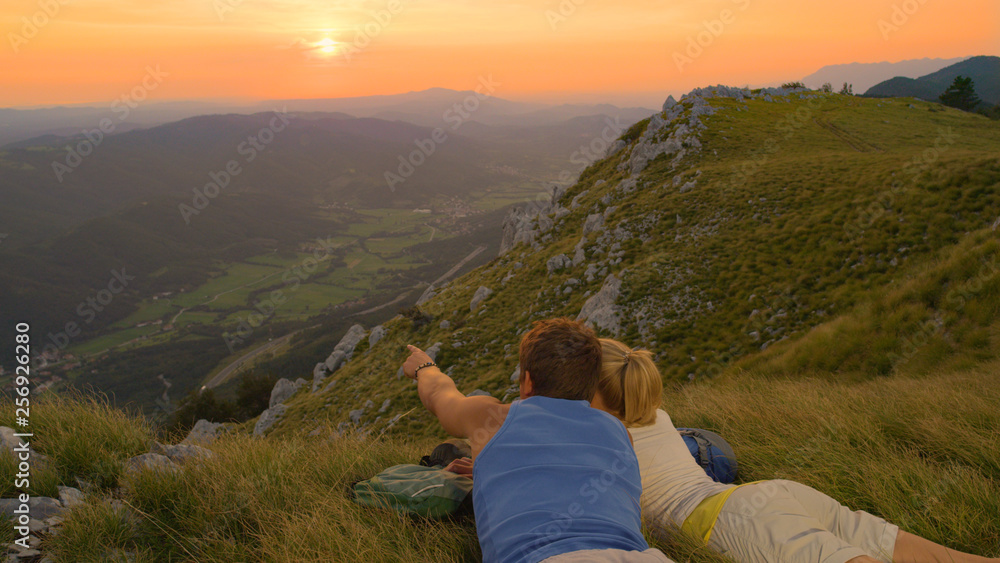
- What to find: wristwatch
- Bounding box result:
[413,361,437,380]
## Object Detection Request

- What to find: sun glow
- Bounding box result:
[315,37,338,55]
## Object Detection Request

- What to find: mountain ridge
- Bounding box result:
[801,56,969,92]
[864,55,1000,105]
[0,89,657,147]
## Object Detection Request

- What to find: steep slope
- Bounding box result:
[865,55,1000,105]
[265,85,1000,441]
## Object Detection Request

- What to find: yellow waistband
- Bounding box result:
[680,482,758,544]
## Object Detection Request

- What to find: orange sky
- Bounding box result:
[2,0,998,108]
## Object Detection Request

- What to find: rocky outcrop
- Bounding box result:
[254,404,286,436]
[323,325,366,371]
[582,213,605,236]
[314,324,367,391]
[368,325,386,348]
[687,84,808,101]
[181,419,224,445]
[125,453,179,475]
[0,496,65,521]
[269,379,297,408]
[498,186,566,256]
[312,362,327,383]
[605,139,627,158]
[571,213,607,266]
[0,426,43,462]
[58,486,84,509]
[349,408,364,425]
[150,442,214,464]
[470,286,493,312]
[416,285,437,305]
[613,85,814,184]
[577,274,623,335]
[619,112,704,178]
[546,254,572,274]
[0,493,77,560]
[269,377,307,408]
[425,342,443,360]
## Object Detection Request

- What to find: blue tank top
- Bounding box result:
[473,396,648,563]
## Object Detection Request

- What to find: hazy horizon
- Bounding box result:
[1,52,991,112]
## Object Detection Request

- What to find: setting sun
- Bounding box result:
[316,37,338,55]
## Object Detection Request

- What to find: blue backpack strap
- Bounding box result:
[677,429,711,469]
[677,428,739,483]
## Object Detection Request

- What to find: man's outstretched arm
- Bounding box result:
[401,345,504,441]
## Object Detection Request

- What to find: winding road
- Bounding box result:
[200,326,316,392]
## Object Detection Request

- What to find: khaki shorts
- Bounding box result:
[542,547,674,563]
[709,480,898,563]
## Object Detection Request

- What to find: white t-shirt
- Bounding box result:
[630,409,734,527]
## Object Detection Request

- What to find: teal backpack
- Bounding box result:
[352,463,473,519]
[676,428,739,484]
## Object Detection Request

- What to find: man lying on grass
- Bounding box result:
[401,318,672,563]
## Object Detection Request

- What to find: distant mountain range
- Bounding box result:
[801,56,968,93]
[863,56,1000,106]
[0,110,642,244]
[0,89,656,148]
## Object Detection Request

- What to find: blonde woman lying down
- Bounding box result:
[591,338,999,563]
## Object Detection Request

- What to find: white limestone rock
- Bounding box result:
[181,419,223,445]
[470,286,493,312]
[582,213,604,236]
[124,453,179,475]
[57,486,85,508]
[315,324,367,391]
[416,285,437,305]
[253,404,286,436]
[577,274,623,335]
[150,442,214,463]
[269,378,305,408]
[368,325,386,348]
[546,254,572,274]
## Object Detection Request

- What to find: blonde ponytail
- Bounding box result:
[597,339,663,427]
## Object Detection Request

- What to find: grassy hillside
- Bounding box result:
[3,366,998,560]
[7,88,999,560]
[275,89,1000,433]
